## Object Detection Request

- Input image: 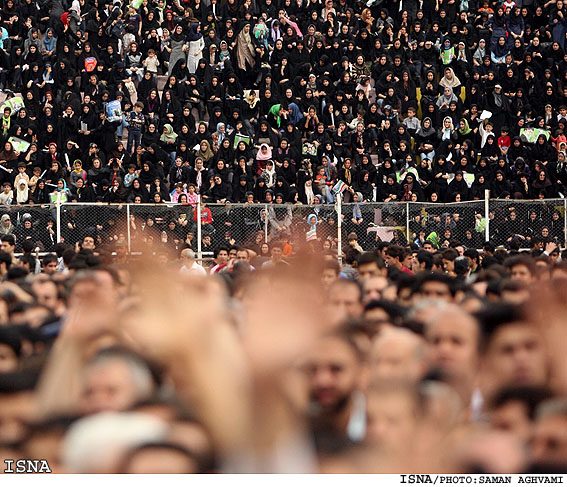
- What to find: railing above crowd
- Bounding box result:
[3,194,566,259]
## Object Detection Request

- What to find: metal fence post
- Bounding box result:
[484,189,490,243]
[337,193,342,264]
[564,198,567,248]
[126,203,131,253]
[197,194,202,261]
[406,202,411,244]
[56,192,61,244]
[264,204,268,244]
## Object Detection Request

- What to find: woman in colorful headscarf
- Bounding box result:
[160,123,178,146]
[50,178,71,203]
[195,139,214,167]
[253,17,269,50]
[305,213,318,242]
[439,38,455,65]
[255,143,272,176]
[160,123,178,163]
[456,118,473,147]
[41,28,57,61]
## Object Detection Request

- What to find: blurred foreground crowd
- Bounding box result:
[0,237,566,473]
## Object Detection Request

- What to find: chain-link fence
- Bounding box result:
[207,202,339,250]
[488,199,566,248]
[408,200,486,250]
[3,198,567,258]
[0,203,56,253]
[342,201,407,250]
[60,203,128,249]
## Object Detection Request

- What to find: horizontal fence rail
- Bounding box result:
[0,196,564,257]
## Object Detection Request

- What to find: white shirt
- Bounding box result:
[180,261,207,276]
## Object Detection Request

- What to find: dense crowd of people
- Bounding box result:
[2,0,567,212]
[0,234,566,473]
[1,0,567,253]
[0,0,566,477]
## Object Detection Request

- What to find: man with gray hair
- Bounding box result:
[424,304,481,416]
[369,328,427,384]
[79,348,156,415]
[180,248,207,276]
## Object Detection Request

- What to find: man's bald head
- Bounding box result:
[370,328,427,384]
[424,304,480,382]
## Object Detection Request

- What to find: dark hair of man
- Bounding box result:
[499,277,528,295]
[508,239,521,251]
[483,241,496,253]
[464,248,479,262]
[0,369,41,393]
[416,250,433,270]
[504,255,536,276]
[214,245,230,258]
[19,254,36,269]
[364,299,406,322]
[42,254,58,267]
[0,326,22,357]
[22,240,35,254]
[68,257,89,271]
[474,302,527,350]
[432,253,444,269]
[54,243,70,258]
[442,248,458,262]
[271,241,284,251]
[494,249,510,264]
[62,248,77,267]
[491,386,552,420]
[386,244,404,261]
[411,271,454,296]
[397,273,416,298]
[357,251,385,269]
[481,255,499,270]
[324,259,340,274]
[0,250,12,270]
[6,265,29,281]
[1,234,15,247]
[375,241,390,252]
[344,247,361,265]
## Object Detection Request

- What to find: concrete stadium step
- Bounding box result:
[157,75,168,92]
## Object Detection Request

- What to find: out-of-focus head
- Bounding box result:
[370,328,427,384]
[424,304,480,384]
[531,398,567,469]
[305,333,363,414]
[80,348,156,415]
[62,412,168,473]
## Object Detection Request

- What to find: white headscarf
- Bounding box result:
[16,180,29,204]
[304,180,315,205]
